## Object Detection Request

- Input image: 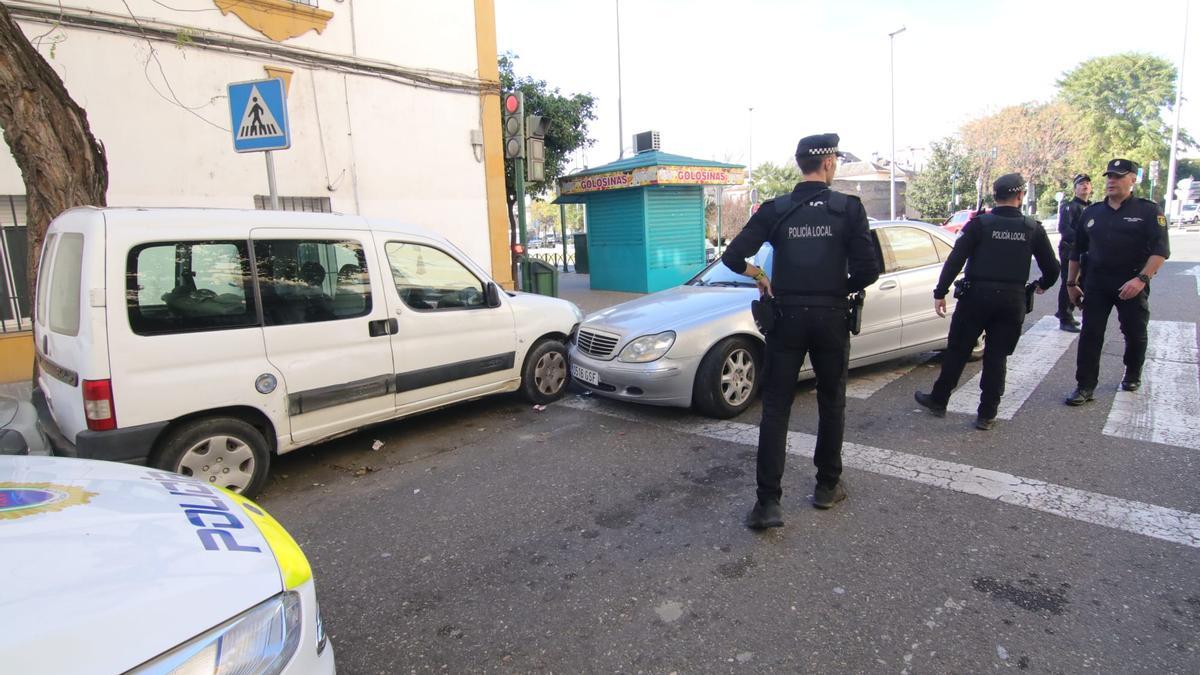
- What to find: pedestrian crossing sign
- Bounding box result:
[227,78,290,153]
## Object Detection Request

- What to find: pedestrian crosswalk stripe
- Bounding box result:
[946,315,1078,419]
[844,352,935,400]
[1103,321,1200,451]
[559,396,1200,548]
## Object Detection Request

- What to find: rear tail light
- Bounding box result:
[83,379,117,431]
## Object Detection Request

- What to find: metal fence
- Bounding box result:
[528,252,575,272]
[0,195,31,334]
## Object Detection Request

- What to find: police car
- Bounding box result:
[0,455,334,674]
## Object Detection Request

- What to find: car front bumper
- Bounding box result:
[567,346,699,408]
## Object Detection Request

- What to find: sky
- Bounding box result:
[495,0,1200,173]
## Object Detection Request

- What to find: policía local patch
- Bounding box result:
[1158,214,1167,227]
[0,483,96,520]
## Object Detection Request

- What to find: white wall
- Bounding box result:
[0,1,496,273]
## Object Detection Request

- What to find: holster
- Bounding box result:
[952,278,970,299]
[1024,281,1038,314]
[846,291,866,335]
[751,296,779,335]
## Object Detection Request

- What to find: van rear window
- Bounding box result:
[126,241,258,335]
[48,233,83,336]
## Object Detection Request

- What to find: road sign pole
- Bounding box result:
[559,203,569,272]
[265,150,280,210]
[515,156,528,289]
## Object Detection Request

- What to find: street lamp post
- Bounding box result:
[616,0,625,159]
[1166,1,1188,223]
[888,26,906,221]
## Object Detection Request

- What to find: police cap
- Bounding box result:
[795,133,845,160]
[1072,173,1091,185]
[1103,158,1138,177]
[993,173,1026,197]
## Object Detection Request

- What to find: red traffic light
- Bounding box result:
[504,94,520,114]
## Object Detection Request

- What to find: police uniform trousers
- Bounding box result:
[757,304,848,504]
[1075,270,1149,390]
[930,287,1026,419]
[1055,240,1075,322]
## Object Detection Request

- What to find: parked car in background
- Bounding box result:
[941,209,975,235]
[569,221,981,418]
[1,393,48,456]
[33,207,581,497]
[1181,202,1199,224]
[1,455,334,674]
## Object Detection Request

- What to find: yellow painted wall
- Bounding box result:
[0,333,34,384]
[474,0,515,289]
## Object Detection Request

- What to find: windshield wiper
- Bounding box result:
[705,280,756,287]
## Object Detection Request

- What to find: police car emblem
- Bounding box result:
[0,482,96,520]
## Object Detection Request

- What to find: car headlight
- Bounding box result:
[618,331,676,363]
[130,592,302,675]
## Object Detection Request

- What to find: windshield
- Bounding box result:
[949,212,971,225]
[687,245,773,287]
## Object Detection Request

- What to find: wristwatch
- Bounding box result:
[753,270,766,282]
[1066,281,1078,288]
[1137,273,1151,284]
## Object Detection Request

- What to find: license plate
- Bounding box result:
[571,364,600,386]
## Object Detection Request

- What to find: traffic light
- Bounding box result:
[525,114,550,182]
[503,92,524,159]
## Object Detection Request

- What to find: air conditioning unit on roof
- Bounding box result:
[633,130,660,154]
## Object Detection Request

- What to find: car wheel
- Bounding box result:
[693,336,761,419]
[153,417,270,497]
[521,339,569,405]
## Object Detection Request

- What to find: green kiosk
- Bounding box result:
[556,148,745,293]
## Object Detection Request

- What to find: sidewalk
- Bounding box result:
[557,273,645,315]
[0,380,32,402]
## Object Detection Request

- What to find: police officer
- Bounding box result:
[1055,174,1092,332]
[1065,159,1170,405]
[721,133,880,529]
[915,174,1059,430]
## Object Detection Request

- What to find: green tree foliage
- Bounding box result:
[906,137,978,219]
[749,161,801,201]
[1057,53,1181,186]
[961,101,1083,213]
[498,53,596,213]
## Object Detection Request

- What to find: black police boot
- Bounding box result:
[812,482,847,510]
[914,391,947,417]
[1121,375,1141,392]
[974,415,996,431]
[1059,321,1081,333]
[744,501,783,530]
[1065,388,1095,406]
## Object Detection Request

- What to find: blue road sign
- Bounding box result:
[228,78,290,153]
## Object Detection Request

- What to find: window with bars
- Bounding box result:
[0,195,30,332]
[253,195,333,213]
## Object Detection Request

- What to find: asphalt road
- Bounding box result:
[260,230,1200,674]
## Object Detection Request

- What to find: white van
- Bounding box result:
[33,207,581,496]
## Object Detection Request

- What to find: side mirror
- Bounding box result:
[485,282,502,308]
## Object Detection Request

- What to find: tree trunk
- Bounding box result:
[0,5,107,307]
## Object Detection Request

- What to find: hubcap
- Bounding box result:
[177,435,256,492]
[720,348,756,406]
[534,351,567,396]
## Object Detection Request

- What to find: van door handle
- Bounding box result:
[878,280,898,291]
[368,318,398,337]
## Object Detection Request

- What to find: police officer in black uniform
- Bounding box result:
[1065,158,1170,405]
[915,174,1059,430]
[721,133,880,529]
[1055,174,1092,332]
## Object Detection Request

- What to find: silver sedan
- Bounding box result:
[568,221,979,418]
